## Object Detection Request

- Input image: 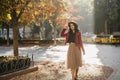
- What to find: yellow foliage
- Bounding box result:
[7,14,11,21]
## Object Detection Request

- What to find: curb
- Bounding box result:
[0,66,38,80]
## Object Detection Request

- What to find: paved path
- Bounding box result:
[0,44,120,80]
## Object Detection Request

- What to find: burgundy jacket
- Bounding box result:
[61,29,83,49]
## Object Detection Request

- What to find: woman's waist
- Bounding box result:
[69,42,75,44]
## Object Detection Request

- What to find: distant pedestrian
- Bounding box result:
[61,22,85,80]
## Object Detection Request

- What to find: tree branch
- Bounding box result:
[17,0,31,21]
[0,2,11,9]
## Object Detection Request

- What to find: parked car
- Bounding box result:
[94,35,110,44]
[109,35,120,44]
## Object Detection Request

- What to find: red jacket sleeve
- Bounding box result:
[79,32,83,47]
[61,29,67,37]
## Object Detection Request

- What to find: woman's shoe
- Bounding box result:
[75,77,77,80]
[75,75,78,80]
[72,77,76,80]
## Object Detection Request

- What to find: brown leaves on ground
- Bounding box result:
[10,62,113,80]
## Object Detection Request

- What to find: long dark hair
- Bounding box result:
[68,22,79,34]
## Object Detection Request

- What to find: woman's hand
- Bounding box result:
[82,48,85,55]
[64,23,68,29]
[83,51,85,55]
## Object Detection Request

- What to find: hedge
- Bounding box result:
[0,56,31,75]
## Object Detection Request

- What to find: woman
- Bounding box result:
[61,22,85,80]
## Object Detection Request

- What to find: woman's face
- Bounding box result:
[69,23,75,30]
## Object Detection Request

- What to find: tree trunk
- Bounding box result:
[6,25,10,46]
[105,19,108,34]
[13,24,19,56]
[10,8,19,56]
[41,22,45,40]
[23,25,25,38]
[53,23,57,45]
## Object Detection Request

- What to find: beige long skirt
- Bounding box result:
[66,43,82,69]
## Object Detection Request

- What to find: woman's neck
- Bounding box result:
[72,30,75,33]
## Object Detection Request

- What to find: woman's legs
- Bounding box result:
[71,69,75,80]
[75,68,79,78]
[71,68,79,80]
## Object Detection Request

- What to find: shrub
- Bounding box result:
[0,56,31,75]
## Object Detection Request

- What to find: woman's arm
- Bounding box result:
[79,32,85,55]
[61,23,68,37]
[61,28,67,37]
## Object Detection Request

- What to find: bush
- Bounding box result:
[0,56,31,75]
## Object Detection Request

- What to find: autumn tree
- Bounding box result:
[25,0,56,39]
[0,0,67,52]
[0,0,31,56]
[50,0,66,45]
[28,0,67,44]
